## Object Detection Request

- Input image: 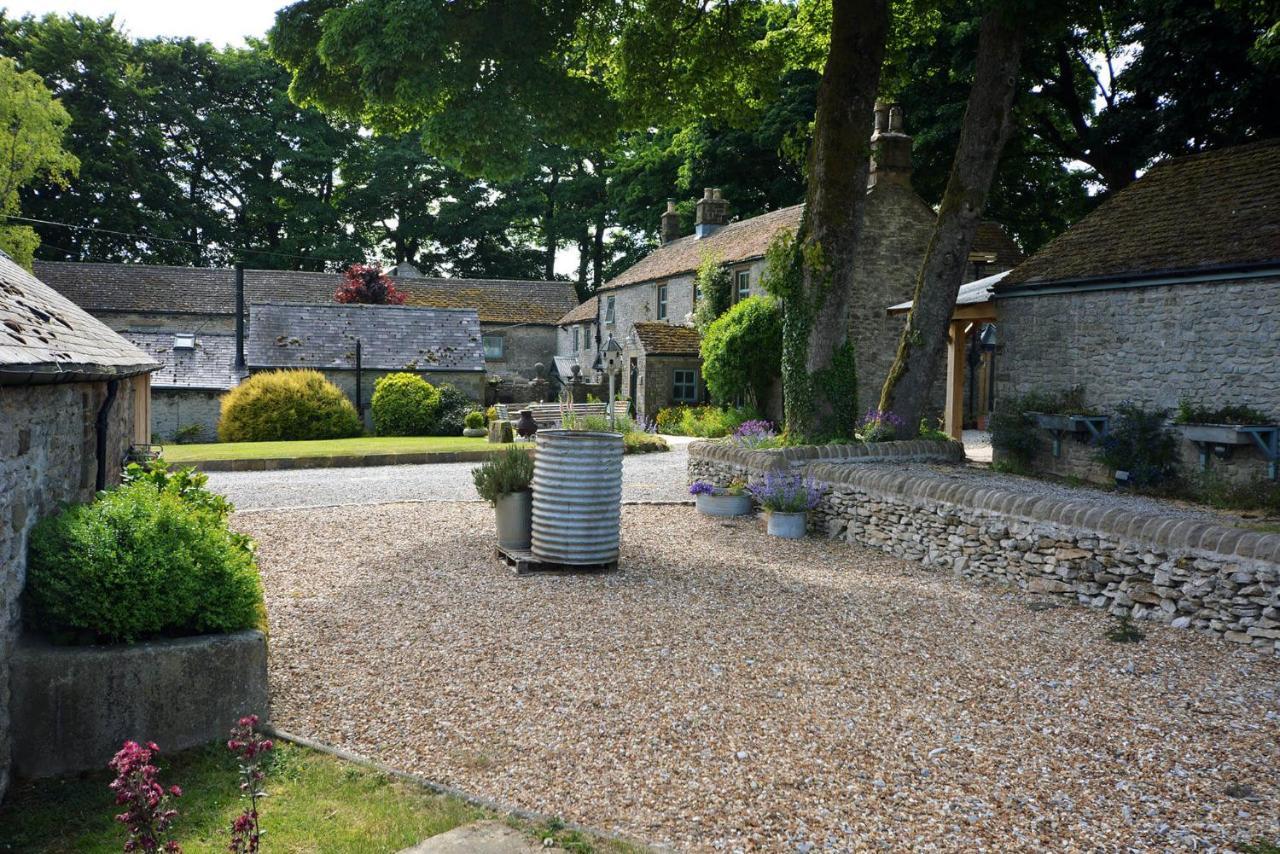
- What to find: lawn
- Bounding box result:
[162,435,506,463]
[0,740,631,853]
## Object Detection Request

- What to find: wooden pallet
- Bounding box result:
[495,545,618,576]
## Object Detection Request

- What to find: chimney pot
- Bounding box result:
[869,102,913,190]
[660,198,682,244]
[695,188,729,238]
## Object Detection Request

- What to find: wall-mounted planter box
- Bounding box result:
[1179,423,1279,478]
[1027,412,1109,457]
[10,630,268,779]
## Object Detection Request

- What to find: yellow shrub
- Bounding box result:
[218,370,362,442]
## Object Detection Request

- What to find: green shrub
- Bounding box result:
[173,423,204,444]
[471,446,534,504]
[122,458,232,518]
[623,431,669,454]
[1174,398,1272,425]
[990,392,1052,469]
[1097,403,1179,486]
[700,295,782,409]
[371,372,440,436]
[654,405,687,434]
[432,383,474,435]
[484,405,498,423]
[25,481,264,644]
[1183,471,1280,514]
[464,409,486,429]
[654,404,758,437]
[691,253,732,333]
[219,369,361,442]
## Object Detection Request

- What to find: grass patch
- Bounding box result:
[0,741,487,853]
[162,435,506,463]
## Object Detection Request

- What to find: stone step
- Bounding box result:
[398,820,551,854]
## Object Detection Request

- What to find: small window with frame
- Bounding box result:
[657,283,668,320]
[482,334,505,360]
[673,368,697,403]
[735,270,750,302]
[605,295,616,324]
[571,326,580,353]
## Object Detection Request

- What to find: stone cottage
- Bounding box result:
[33,261,577,438]
[566,103,1024,423]
[992,138,1280,484]
[246,302,486,409]
[0,253,157,799]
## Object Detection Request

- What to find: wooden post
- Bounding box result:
[945,320,966,439]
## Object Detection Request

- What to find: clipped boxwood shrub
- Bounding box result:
[218,369,361,442]
[372,372,440,436]
[24,481,264,644]
[432,383,474,436]
[700,295,782,409]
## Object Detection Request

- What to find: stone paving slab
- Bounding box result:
[399,821,545,853]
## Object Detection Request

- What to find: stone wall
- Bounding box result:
[152,389,223,443]
[322,368,485,411]
[996,275,1280,484]
[687,437,966,484]
[687,441,1280,656]
[632,353,704,423]
[0,378,141,798]
[481,322,558,381]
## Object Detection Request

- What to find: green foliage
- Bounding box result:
[1106,613,1145,643]
[916,418,951,442]
[471,447,534,505]
[1174,398,1272,425]
[433,383,474,436]
[690,254,733,333]
[700,295,783,408]
[122,458,233,519]
[654,405,758,438]
[0,54,79,266]
[485,405,498,423]
[1183,472,1280,515]
[464,410,486,429]
[623,431,670,454]
[990,393,1045,469]
[24,481,263,644]
[173,423,204,444]
[1096,404,1179,486]
[371,373,441,436]
[218,370,362,443]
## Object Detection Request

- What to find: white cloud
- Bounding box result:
[4,1,285,47]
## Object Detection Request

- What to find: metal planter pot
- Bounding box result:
[531,430,623,565]
[766,511,808,539]
[696,493,753,517]
[495,489,532,551]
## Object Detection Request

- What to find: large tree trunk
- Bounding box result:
[878,9,1026,436]
[780,0,889,439]
[543,166,560,280]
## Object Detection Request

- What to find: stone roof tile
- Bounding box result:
[558,295,598,325]
[120,331,241,390]
[632,322,701,355]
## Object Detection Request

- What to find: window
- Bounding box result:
[571,326,580,353]
[656,283,668,320]
[482,334,505,360]
[735,270,751,302]
[173,333,195,350]
[673,368,697,403]
[694,282,701,305]
[605,295,616,324]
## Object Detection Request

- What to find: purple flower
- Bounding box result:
[857,408,905,442]
[732,419,778,449]
[747,471,825,512]
[689,480,717,496]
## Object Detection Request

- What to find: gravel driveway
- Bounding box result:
[207,437,694,510]
[238,502,1280,852]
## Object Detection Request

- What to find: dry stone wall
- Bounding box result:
[687,441,1280,656]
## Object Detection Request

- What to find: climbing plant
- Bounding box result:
[691,252,732,333]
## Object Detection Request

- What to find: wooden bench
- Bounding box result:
[495,400,629,428]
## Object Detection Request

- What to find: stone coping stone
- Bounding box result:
[399,821,546,853]
[688,438,965,469]
[804,462,1280,565]
[182,448,530,473]
[10,630,268,779]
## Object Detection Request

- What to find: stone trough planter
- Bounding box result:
[1028,412,1110,456]
[10,629,268,779]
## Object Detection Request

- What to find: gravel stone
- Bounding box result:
[237,502,1280,851]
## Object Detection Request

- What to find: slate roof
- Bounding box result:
[604,204,1022,291]
[887,270,1011,315]
[632,322,701,355]
[120,331,242,390]
[558,295,599,325]
[31,261,576,325]
[247,302,484,372]
[1000,139,1280,290]
[0,252,157,384]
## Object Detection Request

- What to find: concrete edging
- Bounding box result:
[10,629,269,779]
[176,447,533,473]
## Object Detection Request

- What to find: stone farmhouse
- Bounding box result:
[33,261,576,440]
[987,137,1280,484]
[0,253,158,799]
[557,104,1024,423]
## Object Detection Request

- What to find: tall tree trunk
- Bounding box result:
[543,166,560,280]
[878,8,1026,436]
[779,0,889,439]
[591,211,605,294]
[575,225,591,297]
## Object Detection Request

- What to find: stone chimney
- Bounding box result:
[694,188,729,238]
[869,102,912,189]
[660,199,681,244]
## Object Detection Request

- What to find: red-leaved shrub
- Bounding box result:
[334,263,405,305]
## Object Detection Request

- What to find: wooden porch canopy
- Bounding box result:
[886,270,1008,439]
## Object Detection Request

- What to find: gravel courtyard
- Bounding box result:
[238,503,1280,851]
[207,438,694,510]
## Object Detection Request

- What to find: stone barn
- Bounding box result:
[121,331,241,443]
[992,138,1280,484]
[0,253,157,799]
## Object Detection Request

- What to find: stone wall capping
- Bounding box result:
[1081,506,1109,530]
[1233,532,1262,559]
[1198,528,1228,553]
[1215,529,1245,556]
[1140,517,1169,543]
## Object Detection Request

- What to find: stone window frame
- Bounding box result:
[734,268,750,302]
[673,368,698,403]
[605,295,616,325]
[482,334,506,361]
[656,282,668,320]
[571,325,580,353]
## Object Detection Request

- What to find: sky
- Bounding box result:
[2,1,284,46]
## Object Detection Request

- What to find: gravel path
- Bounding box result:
[238,502,1280,852]
[207,437,694,510]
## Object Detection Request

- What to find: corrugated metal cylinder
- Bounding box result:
[531,430,623,565]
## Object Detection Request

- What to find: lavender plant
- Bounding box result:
[732,419,780,449]
[856,408,906,442]
[748,472,824,513]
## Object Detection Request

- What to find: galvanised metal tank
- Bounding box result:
[530,430,624,565]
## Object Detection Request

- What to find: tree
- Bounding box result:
[334,263,405,304]
[878,6,1026,434]
[700,295,783,409]
[0,55,78,267]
